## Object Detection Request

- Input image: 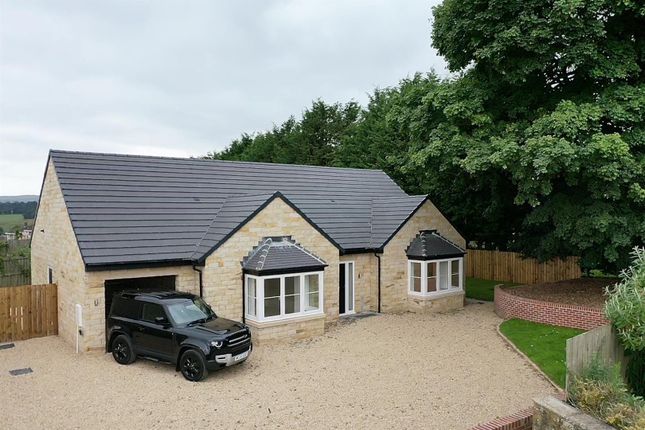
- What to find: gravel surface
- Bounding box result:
[506,278,617,309]
[0,303,557,430]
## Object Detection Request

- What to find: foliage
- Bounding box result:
[499,318,583,387]
[0,201,36,219]
[568,357,645,430]
[605,247,645,352]
[208,0,645,272]
[605,247,645,395]
[465,277,519,301]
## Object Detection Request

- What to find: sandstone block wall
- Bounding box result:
[203,197,340,324]
[380,200,466,313]
[31,160,86,349]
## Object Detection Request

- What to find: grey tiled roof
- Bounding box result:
[47,150,430,267]
[242,237,327,275]
[406,230,465,260]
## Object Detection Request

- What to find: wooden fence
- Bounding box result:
[0,256,31,287]
[565,324,628,392]
[0,284,57,342]
[466,249,581,284]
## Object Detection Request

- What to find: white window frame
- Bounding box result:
[339,261,355,315]
[245,271,324,323]
[408,257,463,298]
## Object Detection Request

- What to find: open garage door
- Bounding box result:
[104,275,175,349]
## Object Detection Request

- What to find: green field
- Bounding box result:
[499,319,584,387]
[0,214,26,233]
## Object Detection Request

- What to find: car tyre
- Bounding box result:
[111,334,136,365]
[180,349,208,382]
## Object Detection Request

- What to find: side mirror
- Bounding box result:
[154,316,169,326]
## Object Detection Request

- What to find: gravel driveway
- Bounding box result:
[0,303,557,430]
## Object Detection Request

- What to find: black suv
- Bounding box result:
[107,291,252,381]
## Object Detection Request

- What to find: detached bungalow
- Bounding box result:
[32,150,466,351]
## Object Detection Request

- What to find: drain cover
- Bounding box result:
[9,368,33,376]
[0,343,15,350]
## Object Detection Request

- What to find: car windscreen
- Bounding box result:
[166,298,215,325]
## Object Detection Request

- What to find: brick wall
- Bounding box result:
[471,408,533,430]
[495,286,609,331]
[380,199,466,313]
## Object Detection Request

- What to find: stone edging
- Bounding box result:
[494,285,608,330]
[496,322,564,394]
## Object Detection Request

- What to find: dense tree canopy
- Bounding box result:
[207,0,645,272]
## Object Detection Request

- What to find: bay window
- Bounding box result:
[408,257,463,296]
[245,271,324,322]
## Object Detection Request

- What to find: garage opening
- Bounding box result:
[104,275,176,349]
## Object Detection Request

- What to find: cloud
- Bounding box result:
[0,0,446,195]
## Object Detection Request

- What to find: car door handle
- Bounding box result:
[136,326,145,332]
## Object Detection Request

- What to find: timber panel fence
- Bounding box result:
[466,249,581,284]
[0,284,57,342]
[565,324,628,392]
[0,256,31,287]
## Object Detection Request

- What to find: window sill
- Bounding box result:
[245,312,326,328]
[408,289,464,300]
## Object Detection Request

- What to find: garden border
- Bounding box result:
[494,285,608,331]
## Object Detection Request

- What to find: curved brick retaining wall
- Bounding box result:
[494,286,608,331]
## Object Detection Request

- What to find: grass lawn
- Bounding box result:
[499,319,584,387]
[465,277,520,301]
[0,213,25,233]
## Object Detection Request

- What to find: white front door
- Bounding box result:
[339,262,354,315]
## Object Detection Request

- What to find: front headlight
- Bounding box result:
[210,340,223,348]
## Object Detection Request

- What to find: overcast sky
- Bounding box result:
[0,0,446,195]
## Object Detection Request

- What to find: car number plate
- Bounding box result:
[234,350,249,362]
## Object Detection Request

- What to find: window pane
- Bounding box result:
[285,294,300,314]
[264,297,280,317]
[142,303,166,322]
[411,262,421,277]
[427,262,437,292]
[264,278,280,298]
[451,259,460,288]
[305,274,320,311]
[306,292,319,311]
[305,274,319,294]
[247,278,256,316]
[439,261,449,290]
[413,277,421,292]
[285,276,300,295]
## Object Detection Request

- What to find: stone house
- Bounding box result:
[31,150,466,352]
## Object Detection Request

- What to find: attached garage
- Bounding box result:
[104,275,176,348]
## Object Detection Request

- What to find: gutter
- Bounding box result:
[374,252,382,313]
[192,265,204,298]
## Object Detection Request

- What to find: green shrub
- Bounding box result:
[568,357,645,430]
[605,246,645,396]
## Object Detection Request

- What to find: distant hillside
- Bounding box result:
[0,195,39,203]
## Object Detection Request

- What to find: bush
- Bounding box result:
[605,246,645,395]
[568,358,645,430]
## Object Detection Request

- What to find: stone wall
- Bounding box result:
[495,286,609,331]
[31,160,86,349]
[380,199,466,313]
[203,197,340,324]
[533,396,613,430]
[246,314,326,344]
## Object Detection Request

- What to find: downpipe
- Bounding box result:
[374,252,382,313]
